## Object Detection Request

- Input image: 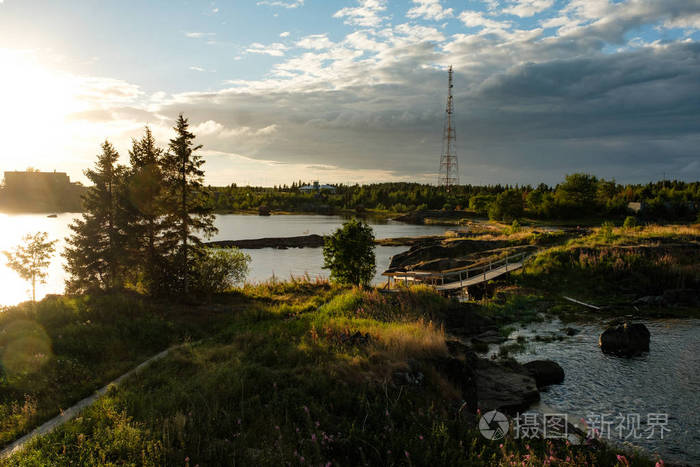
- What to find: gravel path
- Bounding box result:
[0,348,172,460]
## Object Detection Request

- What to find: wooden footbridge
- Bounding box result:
[383,250,532,294]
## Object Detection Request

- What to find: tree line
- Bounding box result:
[206,175,700,222]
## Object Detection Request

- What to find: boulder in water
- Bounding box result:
[599,322,650,356]
[523,360,565,387]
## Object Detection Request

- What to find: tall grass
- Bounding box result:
[6,282,658,466]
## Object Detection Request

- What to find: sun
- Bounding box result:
[0,50,87,171]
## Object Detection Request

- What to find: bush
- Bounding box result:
[322,219,376,287]
[193,248,251,297]
[598,221,617,242]
[623,216,637,229]
[509,219,521,234]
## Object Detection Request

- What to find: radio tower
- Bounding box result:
[438,65,459,190]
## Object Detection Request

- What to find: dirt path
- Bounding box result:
[0,348,172,460]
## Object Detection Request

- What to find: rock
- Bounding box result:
[662,289,699,306]
[599,322,650,356]
[471,330,507,345]
[563,327,580,336]
[445,339,471,357]
[208,234,325,249]
[634,295,666,306]
[466,355,540,414]
[523,360,565,387]
[431,356,478,413]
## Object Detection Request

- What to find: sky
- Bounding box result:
[0,0,699,187]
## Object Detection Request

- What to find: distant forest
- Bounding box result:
[207,175,700,222]
[2,169,699,222]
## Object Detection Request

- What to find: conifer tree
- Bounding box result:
[161,114,217,294]
[124,126,166,292]
[64,140,127,292]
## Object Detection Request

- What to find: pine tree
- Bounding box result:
[123,126,166,292]
[64,140,127,292]
[161,114,217,294]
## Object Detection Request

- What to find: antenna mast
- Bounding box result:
[438,65,459,190]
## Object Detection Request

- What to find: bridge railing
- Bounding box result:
[384,250,532,287]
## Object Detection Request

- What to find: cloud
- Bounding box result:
[502,0,554,18]
[245,42,288,56]
[333,0,387,27]
[296,34,335,50]
[458,11,512,33]
[280,31,290,37]
[18,0,700,185]
[256,0,304,8]
[189,66,206,72]
[185,32,216,39]
[406,0,453,21]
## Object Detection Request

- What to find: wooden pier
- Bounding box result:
[383,250,532,294]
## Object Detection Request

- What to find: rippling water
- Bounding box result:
[0,213,450,306]
[513,319,700,465]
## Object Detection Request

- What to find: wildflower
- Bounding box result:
[275,425,279,430]
[311,434,317,442]
[616,454,630,466]
[656,461,665,467]
[419,435,424,441]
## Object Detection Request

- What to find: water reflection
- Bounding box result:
[514,319,700,465]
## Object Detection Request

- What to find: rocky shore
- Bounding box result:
[208,234,326,249]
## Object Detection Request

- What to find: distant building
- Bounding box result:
[3,170,72,191]
[0,170,84,212]
[627,201,644,214]
[300,181,336,193]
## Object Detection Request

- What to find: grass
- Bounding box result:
[1,281,661,466]
[0,292,240,448]
[512,224,700,304]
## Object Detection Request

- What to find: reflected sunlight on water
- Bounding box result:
[1,213,450,307]
[0,213,80,307]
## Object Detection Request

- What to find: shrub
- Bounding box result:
[508,219,521,234]
[597,221,617,242]
[623,216,637,229]
[192,248,251,298]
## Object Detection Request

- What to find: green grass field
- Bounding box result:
[0,278,661,466]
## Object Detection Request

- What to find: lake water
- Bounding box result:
[512,319,700,466]
[0,213,449,307]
